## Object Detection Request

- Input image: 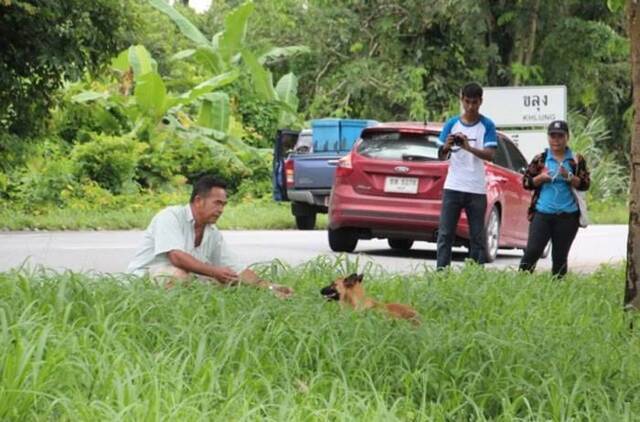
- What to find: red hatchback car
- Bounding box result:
[327,122,535,262]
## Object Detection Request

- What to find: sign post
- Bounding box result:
[478,86,567,160]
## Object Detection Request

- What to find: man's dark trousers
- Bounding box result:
[436,189,487,269]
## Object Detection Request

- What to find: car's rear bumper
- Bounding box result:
[329,184,470,240]
[287,189,331,206]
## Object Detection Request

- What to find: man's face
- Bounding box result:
[195,187,227,224]
[461,95,482,117]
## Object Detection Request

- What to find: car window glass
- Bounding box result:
[357,132,440,161]
[295,132,312,153]
[493,138,510,169]
[503,139,528,171]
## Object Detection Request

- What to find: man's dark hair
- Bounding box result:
[461,82,483,99]
[190,175,227,202]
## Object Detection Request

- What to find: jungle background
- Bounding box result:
[0,0,633,227]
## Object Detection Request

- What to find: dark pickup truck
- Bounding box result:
[272,118,378,229]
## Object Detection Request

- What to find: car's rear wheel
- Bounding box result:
[484,207,501,263]
[295,214,316,230]
[328,228,358,252]
[388,238,414,251]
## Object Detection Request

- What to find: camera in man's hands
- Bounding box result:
[452,134,465,146]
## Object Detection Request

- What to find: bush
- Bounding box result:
[59,181,188,212]
[569,112,629,200]
[137,131,185,189]
[180,137,252,192]
[51,88,129,143]
[9,139,76,208]
[71,133,146,194]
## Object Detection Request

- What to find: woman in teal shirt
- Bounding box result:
[519,120,591,277]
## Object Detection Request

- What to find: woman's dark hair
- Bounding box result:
[190,175,227,202]
[461,82,483,99]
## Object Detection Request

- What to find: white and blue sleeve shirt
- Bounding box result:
[437,114,497,194]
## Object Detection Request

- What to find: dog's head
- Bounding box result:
[320,273,364,301]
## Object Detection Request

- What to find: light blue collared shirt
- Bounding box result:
[536,148,579,214]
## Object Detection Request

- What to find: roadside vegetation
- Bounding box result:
[0,200,328,231]
[1,2,638,420]
[1,260,637,420]
[0,198,625,231]
[0,1,632,230]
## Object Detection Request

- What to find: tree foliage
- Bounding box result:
[0,0,133,136]
[242,0,630,152]
[0,0,635,212]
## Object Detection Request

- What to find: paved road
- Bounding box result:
[0,225,627,275]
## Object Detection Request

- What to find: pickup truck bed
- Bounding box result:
[272,119,378,229]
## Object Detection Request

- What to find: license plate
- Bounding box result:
[384,177,418,194]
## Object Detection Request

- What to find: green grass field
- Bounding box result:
[1,259,638,420]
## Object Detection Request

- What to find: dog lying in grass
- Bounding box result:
[320,273,420,325]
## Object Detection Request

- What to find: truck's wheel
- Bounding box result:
[328,228,358,252]
[484,207,500,263]
[295,214,316,230]
[388,238,414,251]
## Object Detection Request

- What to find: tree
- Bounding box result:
[0,0,133,136]
[623,0,640,310]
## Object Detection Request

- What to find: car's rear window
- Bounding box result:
[357,132,440,161]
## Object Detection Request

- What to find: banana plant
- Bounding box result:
[150,0,308,131]
[72,44,239,131]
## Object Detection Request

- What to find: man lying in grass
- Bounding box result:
[127,175,293,298]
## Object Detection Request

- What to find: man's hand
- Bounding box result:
[210,266,239,284]
[238,268,294,298]
[444,133,467,150]
[269,283,294,299]
[456,133,471,150]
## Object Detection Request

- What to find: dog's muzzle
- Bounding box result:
[320,285,340,301]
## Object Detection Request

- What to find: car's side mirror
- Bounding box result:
[518,166,527,175]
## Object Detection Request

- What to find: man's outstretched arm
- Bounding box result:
[167,249,238,283]
[166,250,293,297]
[238,268,293,298]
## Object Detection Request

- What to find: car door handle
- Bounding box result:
[327,160,339,166]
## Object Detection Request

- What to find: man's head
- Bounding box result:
[190,175,228,225]
[460,82,483,120]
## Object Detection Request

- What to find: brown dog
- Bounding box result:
[320,273,420,325]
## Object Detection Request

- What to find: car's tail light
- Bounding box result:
[285,158,294,188]
[336,153,353,177]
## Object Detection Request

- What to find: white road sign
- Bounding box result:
[481,86,567,127]
[504,130,548,162]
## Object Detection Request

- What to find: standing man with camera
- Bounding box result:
[436,82,498,269]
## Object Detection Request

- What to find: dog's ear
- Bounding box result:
[344,273,360,287]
